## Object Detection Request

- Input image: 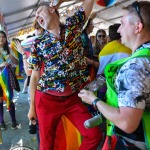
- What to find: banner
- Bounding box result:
[0,67,14,109]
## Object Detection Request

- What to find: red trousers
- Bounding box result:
[35,90,102,150]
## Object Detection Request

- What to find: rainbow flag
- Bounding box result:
[10,41,23,76]
[62,116,81,149]
[54,116,81,150]
[16,75,24,82]
[0,67,14,109]
[15,54,23,76]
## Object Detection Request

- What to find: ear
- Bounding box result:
[135,22,143,33]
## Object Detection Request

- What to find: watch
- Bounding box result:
[92,98,101,110]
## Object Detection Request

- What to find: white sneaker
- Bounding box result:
[22,89,27,94]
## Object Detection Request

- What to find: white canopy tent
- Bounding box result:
[0,0,148,39]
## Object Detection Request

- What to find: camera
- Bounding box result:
[29,119,37,134]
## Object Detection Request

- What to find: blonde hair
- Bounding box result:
[33,20,45,34]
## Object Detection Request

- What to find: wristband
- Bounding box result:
[92,98,101,110]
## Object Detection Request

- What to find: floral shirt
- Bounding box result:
[115,42,150,111]
[28,8,90,93]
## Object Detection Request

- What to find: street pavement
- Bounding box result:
[0,80,38,150]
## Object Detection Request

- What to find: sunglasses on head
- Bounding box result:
[131,1,144,25]
[98,35,106,38]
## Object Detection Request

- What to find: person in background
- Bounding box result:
[98,23,131,101]
[90,35,95,47]
[97,23,131,76]
[0,30,19,130]
[10,38,24,77]
[21,35,33,94]
[79,1,150,149]
[14,20,45,75]
[12,37,32,95]
[27,0,102,149]
[86,23,131,98]
[82,18,94,60]
[81,18,96,87]
[93,29,107,62]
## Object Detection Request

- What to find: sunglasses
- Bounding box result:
[98,35,106,38]
[131,1,144,25]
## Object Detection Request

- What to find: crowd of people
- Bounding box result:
[0,0,150,150]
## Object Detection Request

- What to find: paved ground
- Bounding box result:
[0,80,38,150]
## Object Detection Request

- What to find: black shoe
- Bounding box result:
[0,122,7,130]
[11,122,19,130]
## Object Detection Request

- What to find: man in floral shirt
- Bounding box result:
[27,0,102,150]
[79,1,150,149]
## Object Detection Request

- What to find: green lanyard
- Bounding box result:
[143,112,150,150]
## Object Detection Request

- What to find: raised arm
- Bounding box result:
[13,40,31,76]
[81,0,95,18]
[53,0,95,18]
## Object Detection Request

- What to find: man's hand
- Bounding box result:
[28,106,37,120]
[78,89,97,105]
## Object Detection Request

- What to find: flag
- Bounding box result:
[62,116,81,149]
[10,41,23,76]
[54,116,81,150]
[16,75,24,82]
[0,67,14,109]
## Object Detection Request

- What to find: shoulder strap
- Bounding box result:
[142,112,150,150]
